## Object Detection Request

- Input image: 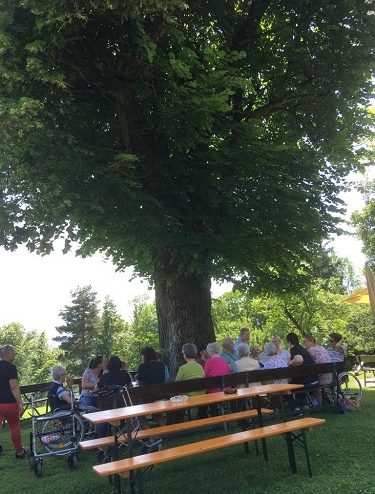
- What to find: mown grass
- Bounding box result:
[1,382,374,494]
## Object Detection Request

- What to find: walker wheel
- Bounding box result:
[68,453,78,469]
[35,459,43,477]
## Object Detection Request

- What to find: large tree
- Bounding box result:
[0,1,373,371]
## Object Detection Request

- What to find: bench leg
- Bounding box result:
[285,433,297,474]
[300,430,312,478]
[254,440,259,456]
[254,395,268,461]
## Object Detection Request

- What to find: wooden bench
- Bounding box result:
[93,417,325,493]
[359,355,375,386]
[126,362,345,411]
[79,407,274,451]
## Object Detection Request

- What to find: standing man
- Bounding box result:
[0,344,27,458]
[234,328,251,352]
[221,338,240,373]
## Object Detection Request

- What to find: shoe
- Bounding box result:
[15,447,28,459]
[292,407,303,416]
[302,405,311,411]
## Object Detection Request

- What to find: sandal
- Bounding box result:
[15,447,28,459]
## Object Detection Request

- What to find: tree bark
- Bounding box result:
[154,264,215,377]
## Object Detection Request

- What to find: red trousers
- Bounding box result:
[0,402,22,451]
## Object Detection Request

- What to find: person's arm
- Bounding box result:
[336,340,346,354]
[204,360,212,377]
[81,370,95,390]
[289,355,303,366]
[137,364,147,385]
[56,385,72,404]
[9,379,23,415]
[175,366,183,382]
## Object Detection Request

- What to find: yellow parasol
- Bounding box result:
[365,264,375,317]
[344,287,369,304]
[344,264,375,317]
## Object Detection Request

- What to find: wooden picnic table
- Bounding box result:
[82,382,303,424]
[82,382,304,494]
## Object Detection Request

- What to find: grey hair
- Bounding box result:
[182,343,197,359]
[237,343,250,358]
[206,342,222,356]
[52,365,67,381]
[264,342,277,356]
[0,344,14,359]
[222,337,234,349]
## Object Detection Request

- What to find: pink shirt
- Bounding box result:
[204,356,230,393]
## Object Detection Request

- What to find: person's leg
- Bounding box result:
[1,403,23,452]
[80,395,98,408]
[153,414,166,427]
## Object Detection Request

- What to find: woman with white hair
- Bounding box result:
[48,365,73,410]
[263,342,288,384]
[272,335,290,364]
[236,344,260,373]
[204,342,230,393]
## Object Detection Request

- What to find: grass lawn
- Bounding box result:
[1,383,374,494]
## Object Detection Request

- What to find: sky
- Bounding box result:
[0,169,373,341]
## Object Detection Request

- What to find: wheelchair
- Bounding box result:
[28,388,95,477]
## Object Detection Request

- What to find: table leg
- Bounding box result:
[255,395,268,461]
[285,432,297,474]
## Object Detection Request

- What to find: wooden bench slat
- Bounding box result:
[79,408,274,451]
[93,417,325,477]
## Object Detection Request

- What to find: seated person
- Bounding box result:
[170,343,206,423]
[48,365,73,411]
[287,332,319,411]
[236,343,260,386]
[196,349,210,368]
[156,351,170,382]
[303,335,331,406]
[262,342,288,384]
[220,338,239,373]
[262,342,288,409]
[80,356,105,408]
[137,347,167,386]
[272,335,290,364]
[94,356,133,445]
[96,355,132,390]
[251,346,268,367]
[236,344,260,372]
[176,343,205,392]
[136,347,167,427]
[327,332,347,363]
[49,365,98,413]
[204,342,231,393]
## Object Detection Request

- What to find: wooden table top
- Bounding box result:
[82,383,303,425]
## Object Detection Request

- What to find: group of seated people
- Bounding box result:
[47,329,345,428]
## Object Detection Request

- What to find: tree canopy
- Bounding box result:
[0,1,373,282]
[0,1,373,368]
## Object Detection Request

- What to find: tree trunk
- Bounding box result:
[154,264,215,377]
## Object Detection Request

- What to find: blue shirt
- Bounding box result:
[234,338,250,353]
[221,350,240,373]
[327,346,346,363]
